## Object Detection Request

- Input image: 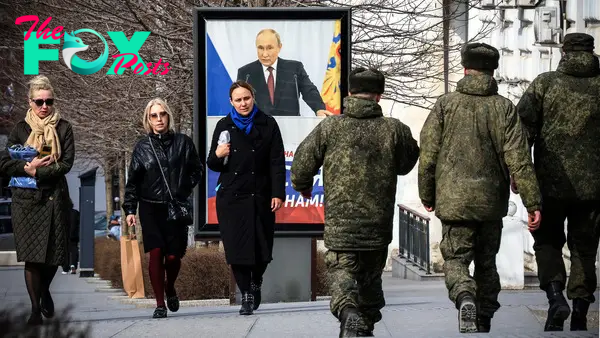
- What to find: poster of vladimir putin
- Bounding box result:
[236,29,330,117]
[200,13,348,233]
[205,19,342,118]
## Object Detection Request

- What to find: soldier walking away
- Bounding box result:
[291,67,420,337]
[515,33,600,332]
[418,43,542,334]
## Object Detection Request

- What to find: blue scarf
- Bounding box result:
[230,105,258,135]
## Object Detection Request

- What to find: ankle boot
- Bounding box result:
[339,307,361,337]
[27,311,43,326]
[544,281,570,331]
[239,292,254,315]
[570,298,590,331]
[250,279,262,310]
[477,315,491,332]
[456,292,478,333]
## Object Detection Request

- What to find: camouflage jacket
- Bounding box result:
[290,96,420,250]
[516,51,600,201]
[418,74,541,222]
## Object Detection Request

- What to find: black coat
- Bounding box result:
[0,120,74,264]
[207,110,286,265]
[123,131,204,215]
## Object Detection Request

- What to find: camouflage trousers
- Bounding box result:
[440,220,502,317]
[532,198,600,303]
[325,248,388,331]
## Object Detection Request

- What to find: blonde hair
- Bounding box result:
[28,75,56,99]
[142,98,175,133]
[256,29,282,46]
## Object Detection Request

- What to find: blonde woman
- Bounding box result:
[0,75,75,325]
[123,98,203,318]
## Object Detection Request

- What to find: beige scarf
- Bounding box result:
[24,108,62,160]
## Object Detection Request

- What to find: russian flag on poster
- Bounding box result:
[206,147,325,224]
[206,33,233,116]
[320,20,342,115]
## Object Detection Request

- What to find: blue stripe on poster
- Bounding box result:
[207,34,233,116]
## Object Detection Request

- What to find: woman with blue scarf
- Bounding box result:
[207,81,286,316]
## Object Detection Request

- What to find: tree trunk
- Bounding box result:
[104,157,114,227]
[118,152,127,236]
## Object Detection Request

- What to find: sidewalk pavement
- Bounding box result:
[0,266,598,337]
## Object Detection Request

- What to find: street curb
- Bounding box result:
[108,295,230,308]
[0,251,24,266]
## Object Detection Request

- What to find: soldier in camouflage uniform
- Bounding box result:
[290,68,420,337]
[418,43,542,333]
[515,33,600,332]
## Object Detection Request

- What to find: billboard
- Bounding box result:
[193,7,351,238]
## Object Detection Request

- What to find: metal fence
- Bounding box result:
[398,204,431,274]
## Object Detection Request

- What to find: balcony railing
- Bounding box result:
[398,204,431,274]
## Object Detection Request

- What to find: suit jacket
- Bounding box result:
[236,58,325,116]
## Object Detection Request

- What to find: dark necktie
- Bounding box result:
[267,66,274,105]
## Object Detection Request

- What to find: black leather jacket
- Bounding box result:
[122,131,204,216]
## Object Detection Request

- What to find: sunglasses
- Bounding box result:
[31,98,54,107]
[149,111,168,121]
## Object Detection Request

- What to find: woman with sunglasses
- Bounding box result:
[122,98,203,319]
[207,81,285,315]
[0,75,75,325]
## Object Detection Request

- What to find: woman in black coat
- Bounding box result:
[0,75,75,325]
[207,81,286,315]
[123,98,203,319]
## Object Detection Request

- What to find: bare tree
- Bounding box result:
[0,0,497,215]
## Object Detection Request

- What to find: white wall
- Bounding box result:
[383,0,600,272]
[65,157,107,212]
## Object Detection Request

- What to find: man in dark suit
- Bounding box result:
[236,29,332,117]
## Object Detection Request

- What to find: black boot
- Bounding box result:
[570,298,590,331]
[40,289,54,318]
[166,287,180,313]
[251,279,262,311]
[152,306,167,318]
[27,311,43,326]
[339,307,362,337]
[544,281,570,331]
[456,292,478,333]
[239,292,254,315]
[477,315,491,332]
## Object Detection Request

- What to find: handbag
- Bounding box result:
[7,145,38,189]
[148,136,193,225]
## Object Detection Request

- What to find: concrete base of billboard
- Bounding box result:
[233,237,312,304]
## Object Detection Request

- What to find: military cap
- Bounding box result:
[348,67,385,95]
[562,33,595,52]
[461,43,500,71]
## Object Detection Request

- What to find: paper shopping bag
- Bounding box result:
[120,235,145,299]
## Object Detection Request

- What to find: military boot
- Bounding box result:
[477,315,491,332]
[339,307,373,337]
[544,281,570,331]
[456,292,478,333]
[239,292,254,316]
[570,298,590,331]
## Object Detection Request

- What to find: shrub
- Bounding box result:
[94,237,330,300]
[94,237,123,289]
[94,237,229,300]
[140,245,230,300]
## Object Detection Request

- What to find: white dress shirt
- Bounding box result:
[262,59,278,87]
